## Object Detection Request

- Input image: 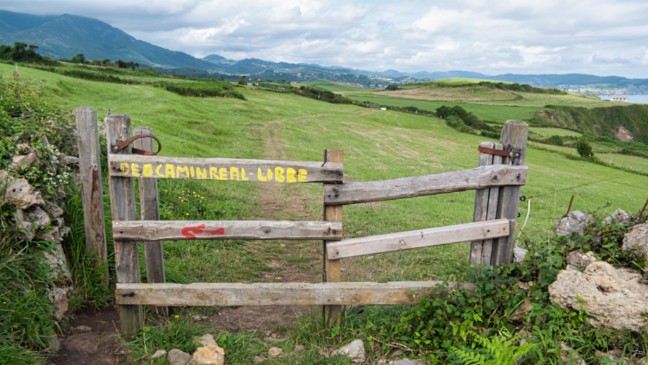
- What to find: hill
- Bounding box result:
[2,10,648,90]
[0,10,215,69]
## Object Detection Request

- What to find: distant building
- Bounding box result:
[610,97,629,102]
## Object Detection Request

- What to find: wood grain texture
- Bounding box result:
[134,127,167,315]
[328,219,510,260]
[106,115,143,338]
[112,220,343,241]
[494,120,528,265]
[116,281,476,306]
[324,165,527,205]
[75,108,108,280]
[108,154,343,183]
[323,150,344,325]
[470,142,503,265]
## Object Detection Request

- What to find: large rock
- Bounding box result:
[0,170,45,209]
[332,339,366,363]
[555,211,589,238]
[623,223,648,265]
[549,261,648,331]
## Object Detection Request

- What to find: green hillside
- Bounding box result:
[3,63,648,363]
[3,63,644,238]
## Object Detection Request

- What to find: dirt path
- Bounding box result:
[208,119,322,332]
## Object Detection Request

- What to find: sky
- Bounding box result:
[3,0,648,78]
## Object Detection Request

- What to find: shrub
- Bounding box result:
[576,136,594,158]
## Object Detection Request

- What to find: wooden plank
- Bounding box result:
[470,142,503,265]
[323,150,343,326]
[113,220,343,241]
[75,108,108,284]
[116,281,476,306]
[493,120,528,265]
[327,219,510,260]
[134,127,167,315]
[106,115,143,338]
[108,154,343,183]
[324,165,527,205]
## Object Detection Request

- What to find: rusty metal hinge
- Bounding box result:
[111,133,162,156]
[478,144,521,159]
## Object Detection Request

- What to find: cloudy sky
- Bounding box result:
[3,0,648,78]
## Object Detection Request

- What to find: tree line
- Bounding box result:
[0,42,139,69]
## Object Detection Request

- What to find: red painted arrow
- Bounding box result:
[181,224,225,239]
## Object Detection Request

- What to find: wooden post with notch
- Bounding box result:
[133,126,167,316]
[470,141,503,265]
[75,107,108,284]
[494,120,528,265]
[323,149,343,326]
[106,115,143,337]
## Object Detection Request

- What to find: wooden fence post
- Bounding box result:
[471,120,527,265]
[133,126,167,316]
[470,141,503,265]
[106,115,143,337]
[75,108,108,283]
[323,149,344,326]
[494,120,528,265]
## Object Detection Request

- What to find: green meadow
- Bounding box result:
[4,62,647,278]
[3,63,648,363]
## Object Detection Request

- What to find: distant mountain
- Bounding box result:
[1,10,647,91]
[0,10,215,69]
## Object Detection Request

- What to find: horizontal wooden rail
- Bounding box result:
[113,220,342,241]
[324,165,526,205]
[116,281,475,306]
[327,219,510,260]
[108,154,343,183]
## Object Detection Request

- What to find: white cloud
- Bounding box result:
[2,0,648,77]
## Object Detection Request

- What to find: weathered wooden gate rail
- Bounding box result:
[103,114,528,337]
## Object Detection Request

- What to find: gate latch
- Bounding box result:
[478,144,521,159]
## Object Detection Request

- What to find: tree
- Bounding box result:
[385,84,399,90]
[70,53,86,64]
[238,75,247,86]
[576,136,594,158]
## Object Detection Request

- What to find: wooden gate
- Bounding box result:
[104,115,527,337]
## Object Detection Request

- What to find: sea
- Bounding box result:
[597,94,648,104]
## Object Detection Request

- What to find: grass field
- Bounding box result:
[3,63,648,363]
[4,63,647,272]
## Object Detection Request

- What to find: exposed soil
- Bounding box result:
[47,306,127,365]
[208,119,322,332]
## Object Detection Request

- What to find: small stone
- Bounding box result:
[555,211,589,238]
[189,343,225,365]
[0,171,45,209]
[192,315,208,321]
[72,325,93,333]
[293,344,305,352]
[513,246,528,263]
[332,339,366,363]
[565,250,597,270]
[510,298,533,321]
[152,349,167,359]
[268,347,283,358]
[194,333,217,347]
[9,152,37,171]
[63,333,99,354]
[623,222,648,265]
[603,208,632,225]
[393,359,424,365]
[46,336,61,352]
[253,355,265,364]
[168,349,192,365]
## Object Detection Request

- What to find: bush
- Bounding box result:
[576,136,594,158]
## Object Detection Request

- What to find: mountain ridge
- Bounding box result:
[1,10,647,91]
